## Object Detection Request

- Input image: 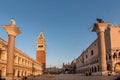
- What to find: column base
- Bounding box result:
[101,71,108,76]
[91,71,108,76]
[5,73,14,80]
[5,77,13,80]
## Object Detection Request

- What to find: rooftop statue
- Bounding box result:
[96,18,104,23]
[11,18,16,25]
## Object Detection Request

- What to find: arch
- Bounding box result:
[107,64,111,71]
[65,68,68,71]
[65,68,69,73]
[21,71,23,76]
[90,68,92,73]
[13,69,15,76]
[97,65,99,72]
[94,66,97,72]
[109,54,111,60]
[25,71,27,76]
[114,63,120,73]
[119,52,120,57]
[18,71,20,77]
[92,67,94,72]
[89,68,92,76]
[113,53,117,59]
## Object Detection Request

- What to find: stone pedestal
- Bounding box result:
[2,18,21,80]
[92,20,110,75]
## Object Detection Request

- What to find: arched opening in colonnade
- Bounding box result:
[107,64,111,71]
[17,71,20,77]
[114,63,120,73]
[94,66,97,72]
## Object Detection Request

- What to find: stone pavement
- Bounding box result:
[27,74,119,80]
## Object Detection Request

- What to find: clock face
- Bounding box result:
[38,45,43,48]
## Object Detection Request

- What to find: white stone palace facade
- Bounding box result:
[76,19,120,76]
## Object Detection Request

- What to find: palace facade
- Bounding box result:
[76,20,120,76]
[0,19,46,79]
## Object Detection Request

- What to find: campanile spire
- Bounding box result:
[36,32,46,73]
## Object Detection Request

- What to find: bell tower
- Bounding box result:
[36,32,46,72]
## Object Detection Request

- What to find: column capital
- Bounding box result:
[92,22,110,33]
[2,18,21,36]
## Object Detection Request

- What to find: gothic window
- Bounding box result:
[109,54,111,60]
[113,53,117,59]
[91,50,94,56]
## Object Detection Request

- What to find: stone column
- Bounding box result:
[6,35,15,77]
[2,18,21,80]
[92,19,110,75]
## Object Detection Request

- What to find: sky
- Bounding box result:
[0,0,120,68]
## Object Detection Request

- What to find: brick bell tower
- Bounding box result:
[36,32,46,73]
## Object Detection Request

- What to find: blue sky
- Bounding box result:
[0,0,120,68]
